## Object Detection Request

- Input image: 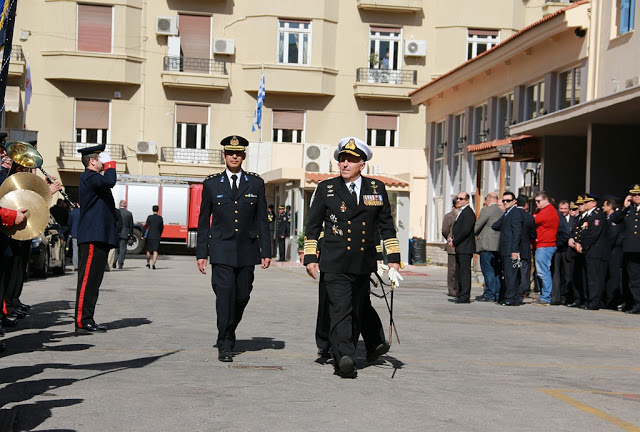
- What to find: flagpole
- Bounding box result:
[260,63,264,143]
[23,52,29,128]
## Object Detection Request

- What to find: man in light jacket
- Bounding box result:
[474,192,503,302]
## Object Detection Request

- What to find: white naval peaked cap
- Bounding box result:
[333,137,372,162]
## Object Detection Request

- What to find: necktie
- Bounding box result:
[349,182,357,204]
[231,174,238,197]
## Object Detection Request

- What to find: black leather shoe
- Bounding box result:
[500,301,518,306]
[366,341,390,363]
[625,308,640,315]
[0,327,5,337]
[1,317,18,328]
[0,342,5,353]
[453,298,470,304]
[337,356,357,378]
[16,302,30,312]
[8,309,26,319]
[317,347,331,358]
[448,298,458,302]
[218,349,233,362]
[475,297,493,302]
[118,264,123,269]
[566,302,582,308]
[75,323,107,334]
[112,262,117,269]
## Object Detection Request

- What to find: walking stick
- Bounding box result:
[373,273,400,344]
[389,279,396,347]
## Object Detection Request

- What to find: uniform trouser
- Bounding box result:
[269,230,275,257]
[316,272,385,353]
[447,254,457,296]
[278,237,286,261]
[624,253,640,309]
[552,249,574,304]
[211,264,254,350]
[573,254,586,305]
[324,272,371,361]
[114,239,128,267]
[3,240,30,312]
[454,254,472,301]
[604,246,624,308]
[75,242,109,328]
[584,256,607,309]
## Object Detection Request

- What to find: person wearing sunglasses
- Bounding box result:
[448,192,476,304]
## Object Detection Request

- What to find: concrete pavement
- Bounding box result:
[1,255,639,431]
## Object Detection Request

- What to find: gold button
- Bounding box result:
[235,219,238,223]
[362,231,365,234]
[347,238,351,242]
[235,210,238,214]
[217,203,221,205]
[360,247,364,251]
[348,221,352,225]
[347,229,351,233]
[235,228,239,232]
[235,201,238,204]
[362,222,366,226]
[347,246,351,250]
[362,239,365,243]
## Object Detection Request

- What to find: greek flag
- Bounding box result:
[252,69,265,132]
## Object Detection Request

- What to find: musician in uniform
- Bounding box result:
[75,144,118,334]
[304,137,401,378]
[196,135,271,362]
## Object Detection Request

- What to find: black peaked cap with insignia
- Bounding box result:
[221,135,249,152]
[77,143,106,156]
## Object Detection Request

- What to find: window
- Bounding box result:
[175,105,209,149]
[496,93,514,138]
[77,4,112,53]
[467,29,499,60]
[178,14,211,73]
[433,121,445,196]
[558,67,581,109]
[366,115,398,147]
[472,104,488,144]
[617,0,636,35]
[278,19,311,65]
[369,27,402,71]
[451,114,465,192]
[525,81,545,120]
[75,100,109,144]
[272,111,305,143]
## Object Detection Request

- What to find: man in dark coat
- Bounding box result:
[304,137,401,378]
[144,205,164,269]
[267,204,276,257]
[441,199,458,297]
[276,205,290,261]
[115,200,133,269]
[448,191,476,304]
[75,144,118,334]
[196,136,271,362]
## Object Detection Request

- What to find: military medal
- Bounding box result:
[340,201,346,212]
[330,214,337,223]
[371,181,378,194]
[363,195,383,206]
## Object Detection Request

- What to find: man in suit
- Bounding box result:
[304,137,401,378]
[474,192,503,302]
[196,136,271,362]
[448,192,476,304]
[551,200,573,305]
[441,199,458,297]
[516,196,537,305]
[493,191,525,306]
[115,200,133,269]
[276,205,290,261]
[144,205,164,269]
[75,144,118,334]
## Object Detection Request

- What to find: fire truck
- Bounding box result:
[112,175,203,254]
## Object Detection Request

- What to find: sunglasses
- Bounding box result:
[502,199,514,203]
[456,197,466,201]
[534,199,542,203]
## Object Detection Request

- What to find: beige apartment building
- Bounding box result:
[5,0,567,260]
[411,0,640,260]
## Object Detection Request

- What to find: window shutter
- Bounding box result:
[468,29,499,37]
[176,105,209,124]
[78,4,112,53]
[273,111,304,130]
[179,15,211,59]
[367,115,398,131]
[76,100,110,129]
[370,26,401,34]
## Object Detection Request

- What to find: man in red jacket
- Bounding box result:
[532,191,559,305]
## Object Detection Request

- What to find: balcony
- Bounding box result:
[9,45,25,77]
[357,0,423,13]
[158,147,225,177]
[42,51,143,85]
[57,142,127,172]
[244,64,338,96]
[161,57,229,90]
[353,68,419,100]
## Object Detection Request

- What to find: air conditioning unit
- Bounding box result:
[213,38,235,55]
[156,16,178,36]
[404,40,427,57]
[136,140,157,155]
[303,144,330,173]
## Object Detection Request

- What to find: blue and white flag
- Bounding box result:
[252,69,265,132]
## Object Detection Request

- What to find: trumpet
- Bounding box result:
[4,140,78,208]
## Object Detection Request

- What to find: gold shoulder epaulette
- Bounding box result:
[206,172,224,180]
[247,172,261,178]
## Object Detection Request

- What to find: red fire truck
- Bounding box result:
[112,175,203,254]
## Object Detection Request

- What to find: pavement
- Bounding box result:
[1,255,639,431]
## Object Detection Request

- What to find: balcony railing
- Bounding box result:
[160,147,224,165]
[356,68,417,85]
[11,45,25,62]
[163,56,227,75]
[60,142,126,159]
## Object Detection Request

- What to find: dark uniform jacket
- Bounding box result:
[577,208,608,259]
[77,167,118,247]
[452,206,476,254]
[303,176,400,274]
[118,208,134,240]
[196,170,270,267]
[611,205,640,253]
[277,212,290,237]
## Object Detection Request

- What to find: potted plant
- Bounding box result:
[297,230,306,263]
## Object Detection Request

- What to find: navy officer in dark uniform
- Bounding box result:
[196,135,271,362]
[304,137,401,378]
[276,205,289,261]
[75,144,118,334]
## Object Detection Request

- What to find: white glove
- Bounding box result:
[388,267,404,287]
[98,152,112,164]
[376,262,388,279]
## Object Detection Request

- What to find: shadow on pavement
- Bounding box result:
[101,317,152,330]
[232,337,285,355]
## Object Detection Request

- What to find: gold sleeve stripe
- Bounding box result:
[376,245,383,253]
[304,239,318,255]
[383,238,401,255]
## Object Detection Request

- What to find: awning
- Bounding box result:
[468,135,540,162]
[5,86,21,112]
[305,172,408,187]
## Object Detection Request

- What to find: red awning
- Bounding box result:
[467,135,533,152]
[305,173,408,187]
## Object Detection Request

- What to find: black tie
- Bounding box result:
[231,174,238,197]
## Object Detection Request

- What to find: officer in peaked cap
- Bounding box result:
[276,204,289,261]
[196,135,271,362]
[74,142,118,334]
[610,184,640,313]
[303,136,402,378]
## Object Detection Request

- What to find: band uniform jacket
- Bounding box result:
[77,167,118,247]
[610,205,640,253]
[303,176,400,274]
[196,170,270,267]
[474,204,502,252]
[452,206,476,254]
[441,209,457,255]
[578,209,608,259]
